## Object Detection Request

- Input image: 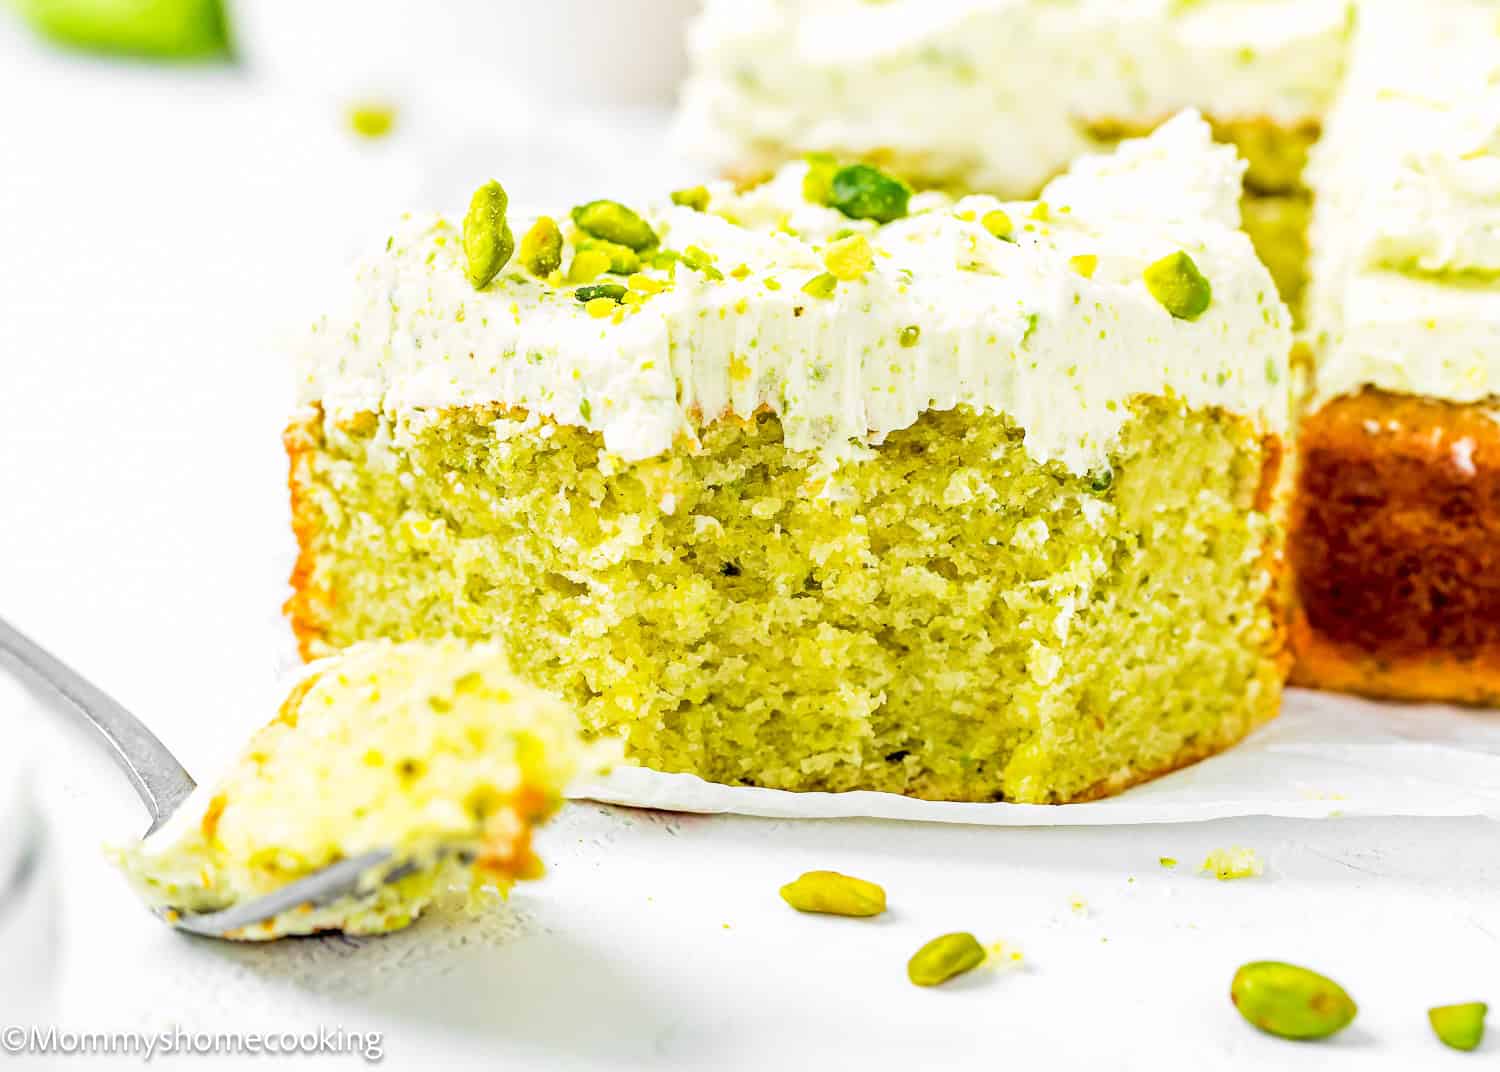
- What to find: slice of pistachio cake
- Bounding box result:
[288,112,1293,804]
[113,639,599,939]
[1291,1,1500,704]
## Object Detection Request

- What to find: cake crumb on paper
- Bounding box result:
[1202,847,1264,881]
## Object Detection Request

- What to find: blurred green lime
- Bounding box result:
[14,0,230,60]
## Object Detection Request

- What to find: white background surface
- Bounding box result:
[1,16,1498,1071]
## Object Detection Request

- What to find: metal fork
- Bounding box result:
[0,614,391,939]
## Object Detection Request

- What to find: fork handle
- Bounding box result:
[0,614,195,832]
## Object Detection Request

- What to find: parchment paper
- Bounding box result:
[570,688,1500,825]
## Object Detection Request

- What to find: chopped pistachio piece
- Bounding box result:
[627,273,666,295]
[824,234,874,281]
[828,164,911,223]
[899,325,921,348]
[575,283,626,304]
[802,151,839,205]
[981,209,1014,240]
[577,237,641,275]
[1429,1003,1487,1052]
[568,249,613,284]
[1070,254,1099,279]
[671,186,711,212]
[908,933,986,987]
[1202,847,1262,880]
[802,272,838,299]
[682,245,724,281]
[518,217,563,278]
[571,200,658,251]
[1144,251,1213,321]
[584,297,617,319]
[348,102,397,140]
[461,180,514,290]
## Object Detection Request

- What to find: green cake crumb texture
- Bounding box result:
[291,396,1282,804]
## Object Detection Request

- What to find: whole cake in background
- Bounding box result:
[1291,1,1500,704]
[674,0,1356,308]
[286,115,1292,804]
[678,0,1500,709]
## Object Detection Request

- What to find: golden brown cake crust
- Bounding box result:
[1290,389,1500,705]
[284,407,333,662]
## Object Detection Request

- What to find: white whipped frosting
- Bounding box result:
[298,113,1291,475]
[1307,0,1500,406]
[675,0,1352,195]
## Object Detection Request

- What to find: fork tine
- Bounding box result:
[160,850,392,939]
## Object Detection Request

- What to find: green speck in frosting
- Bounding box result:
[982,209,1014,241]
[1143,251,1212,321]
[571,200,658,252]
[802,272,838,300]
[518,217,563,279]
[824,234,874,281]
[1070,254,1098,279]
[827,164,911,224]
[682,245,724,281]
[899,325,921,348]
[462,180,514,290]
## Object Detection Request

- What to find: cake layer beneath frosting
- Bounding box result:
[298,114,1291,476]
